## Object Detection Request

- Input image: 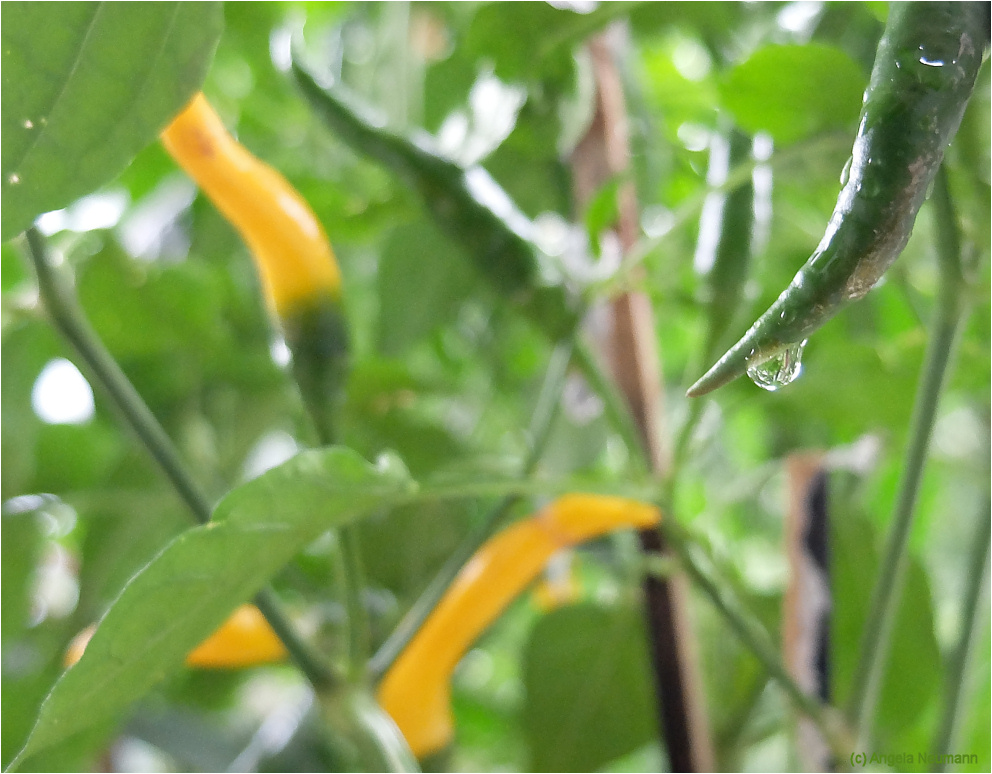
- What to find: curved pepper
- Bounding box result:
[376,494,661,758]
[688,2,990,397]
[291,64,579,343]
[160,94,349,440]
[161,93,341,316]
[64,604,288,669]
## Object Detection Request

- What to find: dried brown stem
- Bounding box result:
[570,28,715,773]
[783,452,832,772]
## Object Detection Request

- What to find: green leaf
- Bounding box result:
[522,604,657,772]
[719,44,866,144]
[8,447,414,768]
[75,500,189,623]
[583,177,623,256]
[0,2,223,241]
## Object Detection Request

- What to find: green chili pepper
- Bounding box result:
[697,126,756,366]
[688,2,990,397]
[291,63,579,342]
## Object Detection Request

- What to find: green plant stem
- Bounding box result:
[668,398,705,494]
[845,166,967,740]
[339,524,371,680]
[660,519,853,758]
[24,226,338,691]
[932,499,991,767]
[311,411,371,682]
[368,338,574,680]
[25,228,215,527]
[253,588,338,688]
[572,338,651,479]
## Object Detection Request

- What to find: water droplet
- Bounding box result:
[8,173,20,185]
[746,340,807,392]
[23,119,33,129]
[919,56,944,67]
[839,156,853,186]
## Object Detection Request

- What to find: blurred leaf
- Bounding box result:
[9,723,115,774]
[464,3,626,86]
[360,499,470,605]
[77,240,225,360]
[343,357,470,476]
[1,498,100,770]
[8,447,414,766]
[377,221,476,355]
[832,497,942,748]
[865,3,890,25]
[1,2,223,240]
[1,4,988,770]
[75,501,189,622]
[484,140,572,218]
[956,621,991,773]
[522,603,657,772]
[1,321,65,498]
[32,423,124,494]
[629,2,747,48]
[2,242,28,291]
[720,44,866,144]
[584,177,623,255]
[423,49,480,133]
[1,505,44,639]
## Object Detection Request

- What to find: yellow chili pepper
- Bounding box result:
[186,604,288,668]
[64,604,288,670]
[376,494,661,758]
[161,93,349,441]
[160,93,340,317]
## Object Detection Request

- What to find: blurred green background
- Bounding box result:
[2,2,988,771]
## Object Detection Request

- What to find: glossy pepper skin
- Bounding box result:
[161,94,348,440]
[688,2,990,397]
[64,604,288,670]
[376,494,661,759]
[291,64,579,343]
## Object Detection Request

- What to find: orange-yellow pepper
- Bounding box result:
[64,604,287,670]
[377,494,661,758]
[160,93,341,318]
[161,93,348,441]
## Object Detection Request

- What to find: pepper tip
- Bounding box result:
[685,359,738,398]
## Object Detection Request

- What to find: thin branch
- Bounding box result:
[572,339,649,477]
[660,518,854,759]
[339,524,371,680]
[309,413,373,681]
[572,29,715,771]
[24,226,338,691]
[25,228,215,526]
[845,166,969,740]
